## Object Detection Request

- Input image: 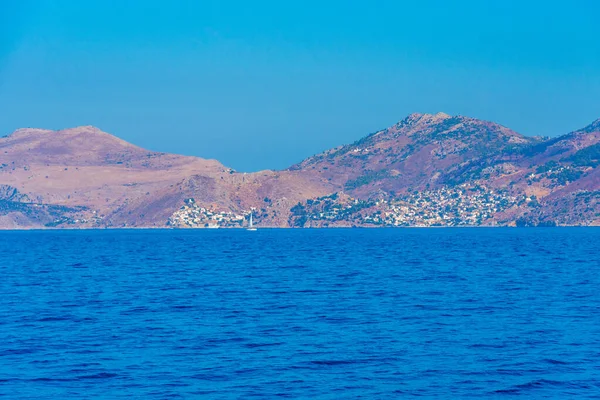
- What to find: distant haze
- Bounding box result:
[1,0,599,171]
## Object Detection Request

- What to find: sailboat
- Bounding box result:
[247,210,257,231]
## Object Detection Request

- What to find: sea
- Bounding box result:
[1,228,599,399]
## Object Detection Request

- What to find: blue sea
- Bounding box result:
[1,228,599,399]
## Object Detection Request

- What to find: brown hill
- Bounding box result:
[0,126,332,228]
[290,113,540,196]
[1,115,598,228]
[288,113,599,226]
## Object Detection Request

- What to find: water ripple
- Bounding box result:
[0,228,599,398]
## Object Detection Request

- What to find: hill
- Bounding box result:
[0,126,332,228]
[0,115,598,228]
[288,113,600,227]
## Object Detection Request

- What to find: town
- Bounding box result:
[168,198,248,228]
[290,184,533,227]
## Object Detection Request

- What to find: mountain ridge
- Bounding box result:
[1,113,598,228]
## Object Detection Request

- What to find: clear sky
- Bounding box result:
[1,0,599,171]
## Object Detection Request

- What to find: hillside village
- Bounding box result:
[167,184,547,229]
[168,198,250,228]
[289,185,536,227]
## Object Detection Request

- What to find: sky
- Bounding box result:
[1,0,599,171]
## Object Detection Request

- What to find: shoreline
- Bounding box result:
[0,225,598,231]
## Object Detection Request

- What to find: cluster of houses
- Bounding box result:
[294,184,530,227]
[170,184,536,228]
[168,198,246,228]
[378,185,526,226]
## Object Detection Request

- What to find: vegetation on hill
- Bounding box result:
[1,113,599,228]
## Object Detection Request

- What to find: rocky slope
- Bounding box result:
[291,112,538,194]
[288,113,600,226]
[0,114,598,228]
[0,126,332,228]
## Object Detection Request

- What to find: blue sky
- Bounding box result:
[1,0,599,171]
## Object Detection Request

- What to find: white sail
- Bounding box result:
[247,210,257,230]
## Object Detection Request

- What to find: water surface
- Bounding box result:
[1,228,599,398]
